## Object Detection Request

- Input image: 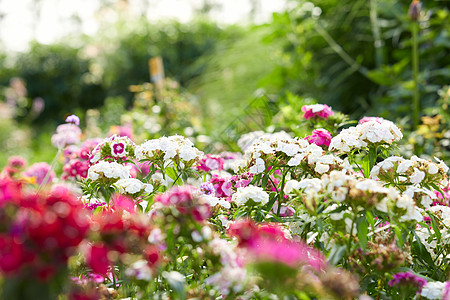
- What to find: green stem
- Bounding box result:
[277,171,287,217]
[412,22,420,129]
[370,0,384,67]
[38,147,62,192]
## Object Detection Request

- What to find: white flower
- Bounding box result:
[87,161,130,181]
[315,162,330,174]
[410,167,426,184]
[397,160,414,173]
[125,260,152,281]
[434,157,449,173]
[428,164,439,175]
[421,281,446,300]
[231,186,269,206]
[287,153,305,166]
[249,158,265,174]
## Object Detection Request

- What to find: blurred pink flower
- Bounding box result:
[23,162,55,185]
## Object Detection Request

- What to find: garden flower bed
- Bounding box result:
[1,105,449,300]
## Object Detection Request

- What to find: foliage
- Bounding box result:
[264,0,450,124]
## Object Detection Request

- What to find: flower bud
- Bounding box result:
[408,0,421,22]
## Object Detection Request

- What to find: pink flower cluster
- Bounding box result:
[155,186,211,222]
[62,139,102,181]
[301,104,334,120]
[51,123,82,148]
[305,129,332,147]
[388,271,427,293]
[0,180,90,281]
[210,173,253,200]
[1,156,27,178]
[23,162,55,185]
[228,219,325,270]
[197,154,225,172]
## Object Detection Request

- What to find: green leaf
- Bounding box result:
[261,173,270,189]
[357,217,368,250]
[327,244,347,266]
[427,212,442,242]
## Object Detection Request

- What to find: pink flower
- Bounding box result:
[51,124,82,148]
[23,162,55,185]
[7,156,27,169]
[305,129,332,147]
[87,243,110,276]
[65,114,80,126]
[301,104,334,120]
[197,155,225,172]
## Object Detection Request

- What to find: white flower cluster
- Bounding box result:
[416,205,450,262]
[90,134,135,163]
[287,144,351,175]
[421,281,447,300]
[285,170,422,222]
[87,160,130,181]
[371,155,449,186]
[329,120,403,152]
[135,135,203,163]
[114,178,154,195]
[237,131,291,152]
[231,185,269,206]
[237,134,350,175]
[201,194,231,209]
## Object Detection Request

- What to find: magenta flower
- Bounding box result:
[111,141,127,157]
[388,271,427,293]
[65,114,80,126]
[301,104,334,120]
[305,129,332,147]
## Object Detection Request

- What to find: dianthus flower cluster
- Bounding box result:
[114,178,153,195]
[329,119,403,152]
[62,138,101,180]
[52,123,82,149]
[301,104,334,120]
[196,154,225,172]
[154,185,211,222]
[90,135,136,163]
[388,271,427,293]
[134,135,202,168]
[231,185,269,207]
[0,180,90,281]
[236,135,309,174]
[285,170,422,222]
[370,155,449,192]
[209,173,253,200]
[23,162,55,185]
[228,219,325,270]
[87,160,131,182]
[87,209,158,276]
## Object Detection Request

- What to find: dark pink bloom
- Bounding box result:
[7,156,27,169]
[388,271,427,293]
[301,104,334,120]
[87,243,110,276]
[305,129,332,147]
[111,142,126,157]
